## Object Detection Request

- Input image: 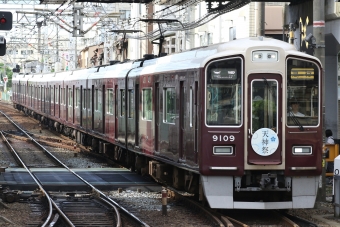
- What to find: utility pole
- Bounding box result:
[313,0,326,205]
[37,20,43,73]
[255,2,265,36]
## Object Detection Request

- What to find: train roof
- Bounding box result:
[131,37,321,76]
[89,61,139,79]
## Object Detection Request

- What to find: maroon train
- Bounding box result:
[12,37,323,209]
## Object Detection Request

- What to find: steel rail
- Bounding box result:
[0,110,75,227]
[0,110,128,227]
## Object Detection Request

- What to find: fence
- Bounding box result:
[0,91,11,102]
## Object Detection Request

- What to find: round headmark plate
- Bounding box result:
[251,128,279,156]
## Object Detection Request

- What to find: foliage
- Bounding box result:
[0,63,13,88]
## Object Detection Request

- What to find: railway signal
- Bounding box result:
[0,11,12,31]
[0,11,12,57]
[0,36,6,56]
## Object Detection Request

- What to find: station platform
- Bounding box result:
[0,168,161,191]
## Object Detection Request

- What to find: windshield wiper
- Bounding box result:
[288,107,304,131]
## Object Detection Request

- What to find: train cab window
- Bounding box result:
[142,88,152,120]
[163,87,177,124]
[106,89,114,115]
[286,59,320,127]
[128,89,134,118]
[206,58,242,126]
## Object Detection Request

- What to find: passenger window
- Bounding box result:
[163,87,176,124]
[106,89,114,115]
[68,88,73,107]
[121,89,125,116]
[76,88,80,108]
[128,89,134,118]
[142,88,152,120]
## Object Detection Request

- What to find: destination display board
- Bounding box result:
[291,68,314,80]
[211,68,237,80]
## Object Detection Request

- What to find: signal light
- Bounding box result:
[0,38,6,56]
[0,11,12,31]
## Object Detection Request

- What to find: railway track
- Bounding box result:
[0,109,149,227]
[166,187,320,227]
[0,102,327,226]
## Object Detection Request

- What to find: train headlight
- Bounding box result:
[292,146,312,155]
[213,146,233,155]
[252,51,278,62]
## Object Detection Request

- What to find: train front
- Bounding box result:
[199,38,322,209]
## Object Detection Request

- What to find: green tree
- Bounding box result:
[0,63,13,88]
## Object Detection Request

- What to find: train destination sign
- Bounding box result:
[211,68,237,80]
[291,68,314,80]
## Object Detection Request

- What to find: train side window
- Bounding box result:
[106,89,114,114]
[68,87,73,107]
[128,89,134,118]
[190,87,193,127]
[120,89,125,116]
[142,88,152,120]
[86,89,91,109]
[51,86,54,104]
[56,86,59,104]
[98,89,102,112]
[60,88,63,105]
[94,89,99,111]
[163,87,176,124]
[42,86,45,102]
[76,88,80,108]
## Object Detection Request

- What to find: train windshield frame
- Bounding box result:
[286,58,320,127]
[205,57,243,126]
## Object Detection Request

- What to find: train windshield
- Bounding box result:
[286,59,320,127]
[206,58,242,126]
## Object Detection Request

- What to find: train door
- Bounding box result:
[82,88,87,129]
[247,74,282,164]
[155,82,159,152]
[115,85,118,139]
[179,81,184,160]
[105,86,114,140]
[135,83,139,147]
[86,88,92,130]
[159,75,179,160]
[80,86,83,126]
